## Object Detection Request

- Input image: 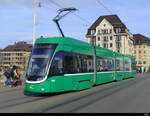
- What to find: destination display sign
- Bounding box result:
[34,44,57,49]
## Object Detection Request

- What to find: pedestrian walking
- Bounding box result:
[141,66,144,74]
[139,67,142,74]
[11,66,22,87]
[3,66,13,87]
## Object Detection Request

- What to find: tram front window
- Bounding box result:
[26,44,57,81]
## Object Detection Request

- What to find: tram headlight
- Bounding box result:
[41,86,45,91]
[29,85,33,89]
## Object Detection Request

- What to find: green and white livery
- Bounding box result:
[25,37,136,93]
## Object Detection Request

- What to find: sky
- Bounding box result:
[0,0,150,48]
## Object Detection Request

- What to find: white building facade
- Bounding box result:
[86,15,134,56]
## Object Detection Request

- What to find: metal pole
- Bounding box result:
[93,36,96,85]
[124,36,125,55]
[93,45,96,85]
[32,0,37,46]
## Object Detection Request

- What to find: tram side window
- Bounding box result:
[75,54,94,73]
[116,59,123,71]
[63,53,75,74]
[87,56,94,72]
[96,57,114,72]
[125,61,131,71]
[76,55,88,73]
[49,51,74,76]
[49,51,94,76]
[49,51,63,76]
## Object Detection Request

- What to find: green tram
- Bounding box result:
[24,37,137,93]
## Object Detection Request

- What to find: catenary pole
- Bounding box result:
[32,0,41,46]
[32,0,36,46]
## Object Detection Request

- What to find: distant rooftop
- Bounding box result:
[87,14,127,35]
[133,34,150,45]
[2,41,32,52]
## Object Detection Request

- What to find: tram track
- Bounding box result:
[0,74,147,113]
[40,76,146,113]
[0,95,49,110]
[0,88,75,112]
[0,96,28,105]
[0,87,51,111]
[68,79,138,113]
[0,87,23,94]
[0,78,135,112]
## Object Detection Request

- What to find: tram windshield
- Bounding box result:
[26,44,57,81]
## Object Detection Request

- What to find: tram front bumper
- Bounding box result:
[24,82,51,93]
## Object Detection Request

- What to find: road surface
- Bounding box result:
[0,73,149,113]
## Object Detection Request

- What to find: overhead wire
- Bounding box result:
[47,0,91,25]
[95,0,113,15]
[96,0,129,30]
[36,0,91,40]
[46,0,92,40]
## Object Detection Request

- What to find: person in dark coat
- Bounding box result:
[3,66,13,86]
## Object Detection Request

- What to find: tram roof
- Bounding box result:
[35,36,93,48]
[35,36,135,59]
